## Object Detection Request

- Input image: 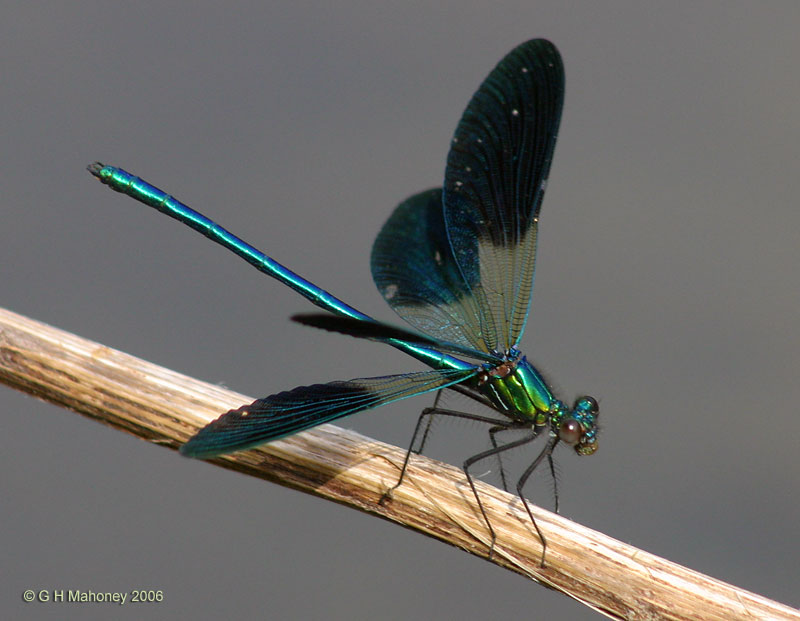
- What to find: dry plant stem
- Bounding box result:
[1,306,797,621]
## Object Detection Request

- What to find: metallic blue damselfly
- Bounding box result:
[88,39,599,557]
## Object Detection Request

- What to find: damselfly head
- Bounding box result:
[557,396,599,456]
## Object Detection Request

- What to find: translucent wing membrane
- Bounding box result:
[180,368,477,458]
[371,40,563,354]
[444,39,564,350]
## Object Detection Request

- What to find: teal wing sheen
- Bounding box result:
[371,189,492,354]
[444,39,564,351]
[180,368,476,458]
[371,40,564,355]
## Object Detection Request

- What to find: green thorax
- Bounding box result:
[473,356,554,425]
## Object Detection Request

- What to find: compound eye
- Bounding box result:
[577,395,599,414]
[558,418,582,445]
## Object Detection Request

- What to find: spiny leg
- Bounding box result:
[380,404,438,504]
[515,435,560,566]
[381,401,515,504]
[463,433,541,557]
[414,389,443,456]
[488,426,511,492]
[548,452,560,514]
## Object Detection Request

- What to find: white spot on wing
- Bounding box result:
[384,284,399,300]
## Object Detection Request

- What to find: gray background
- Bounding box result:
[3,2,799,620]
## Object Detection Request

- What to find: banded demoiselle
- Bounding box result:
[88,39,599,556]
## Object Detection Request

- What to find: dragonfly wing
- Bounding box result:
[291,312,501,363]
[180,368,477,458]
[444,39,564,350]
[371,188,493,354]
